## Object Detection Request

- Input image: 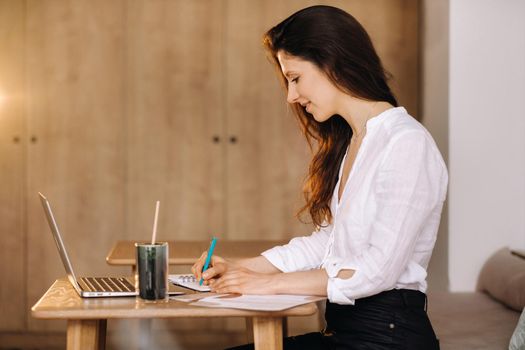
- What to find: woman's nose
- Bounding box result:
[287,85,299,103]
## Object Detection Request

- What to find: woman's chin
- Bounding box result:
[312,113,331,123]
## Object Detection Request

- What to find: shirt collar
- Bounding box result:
[366,106,406,130]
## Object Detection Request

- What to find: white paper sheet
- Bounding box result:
[192,294,325,311]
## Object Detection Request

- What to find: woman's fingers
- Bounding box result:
[191,251,208,280]
[192,253,228,283]
[190,251,205,278]
[210,269,250,293]
[201,261,228,281]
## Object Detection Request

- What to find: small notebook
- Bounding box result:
[169,274,211,292]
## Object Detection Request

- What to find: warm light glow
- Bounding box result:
[0,90,5,108]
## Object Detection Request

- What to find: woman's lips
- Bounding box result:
[303,102,311,112]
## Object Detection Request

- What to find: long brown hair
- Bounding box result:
[263,5,398,227]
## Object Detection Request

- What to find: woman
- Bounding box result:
[192,5,447,350]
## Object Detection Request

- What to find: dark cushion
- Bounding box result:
[477,247,525,311]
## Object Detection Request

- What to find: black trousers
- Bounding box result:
[226,289,440,350]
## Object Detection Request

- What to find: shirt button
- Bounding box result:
[389,323,395,329]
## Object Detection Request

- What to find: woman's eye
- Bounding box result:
[291,77,299,83]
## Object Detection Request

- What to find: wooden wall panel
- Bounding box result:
[25,0,127,331]
[225,0,316,240]
[125,0,225,242]
[0,0,26,331]
[319,0,420,116]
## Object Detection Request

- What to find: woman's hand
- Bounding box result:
[191,251,278,293]
[208,264,277,295]
[191,251,228,284]
[191,251,330,295]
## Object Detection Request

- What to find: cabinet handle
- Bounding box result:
[212,135,221,143]
[229,136,238,144]
[30,136,38,143]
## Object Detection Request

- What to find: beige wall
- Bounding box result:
[449,0,525,291]
[422,0,525,292]
[421,0,450,291]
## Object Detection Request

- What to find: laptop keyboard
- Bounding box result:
[80,277,135,292]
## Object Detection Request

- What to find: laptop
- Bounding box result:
[40,193,184,297]
[39,192,138,297]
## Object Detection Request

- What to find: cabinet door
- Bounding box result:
[25,0,127,331]
[125,0,225,242]
[0,0,26,331]
[225,0,419,240]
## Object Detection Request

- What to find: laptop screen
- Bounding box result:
[38,193,80,286]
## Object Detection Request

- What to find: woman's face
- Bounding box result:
[277,51,341,122]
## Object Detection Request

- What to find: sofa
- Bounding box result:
[427,248,524,349]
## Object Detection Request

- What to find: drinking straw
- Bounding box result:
[151,201,160,244]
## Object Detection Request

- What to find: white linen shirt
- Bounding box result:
[262,107,448,305]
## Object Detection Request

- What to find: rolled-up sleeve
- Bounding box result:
[262,223,332,273]
[324,131,447,304]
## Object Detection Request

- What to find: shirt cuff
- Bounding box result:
[327,278,355,305]
[324,256,359,305]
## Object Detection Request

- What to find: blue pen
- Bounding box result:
[199,237,218,285]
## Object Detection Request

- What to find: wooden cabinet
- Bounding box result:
[0,0,27,331]
[0,0,419,342]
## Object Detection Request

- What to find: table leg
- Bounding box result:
[252,316,283,350]
[245,317,254,343]
[67,319,107,350]
[248,316,288,342]
[138,319,151,350]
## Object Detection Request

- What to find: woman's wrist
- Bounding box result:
[239,256,281,274]
[269,272,286,294]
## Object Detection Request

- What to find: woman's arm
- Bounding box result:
[192,224,332,282]
[206,260,355,296]
[211,267,329,295]
[236,255,282,274]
